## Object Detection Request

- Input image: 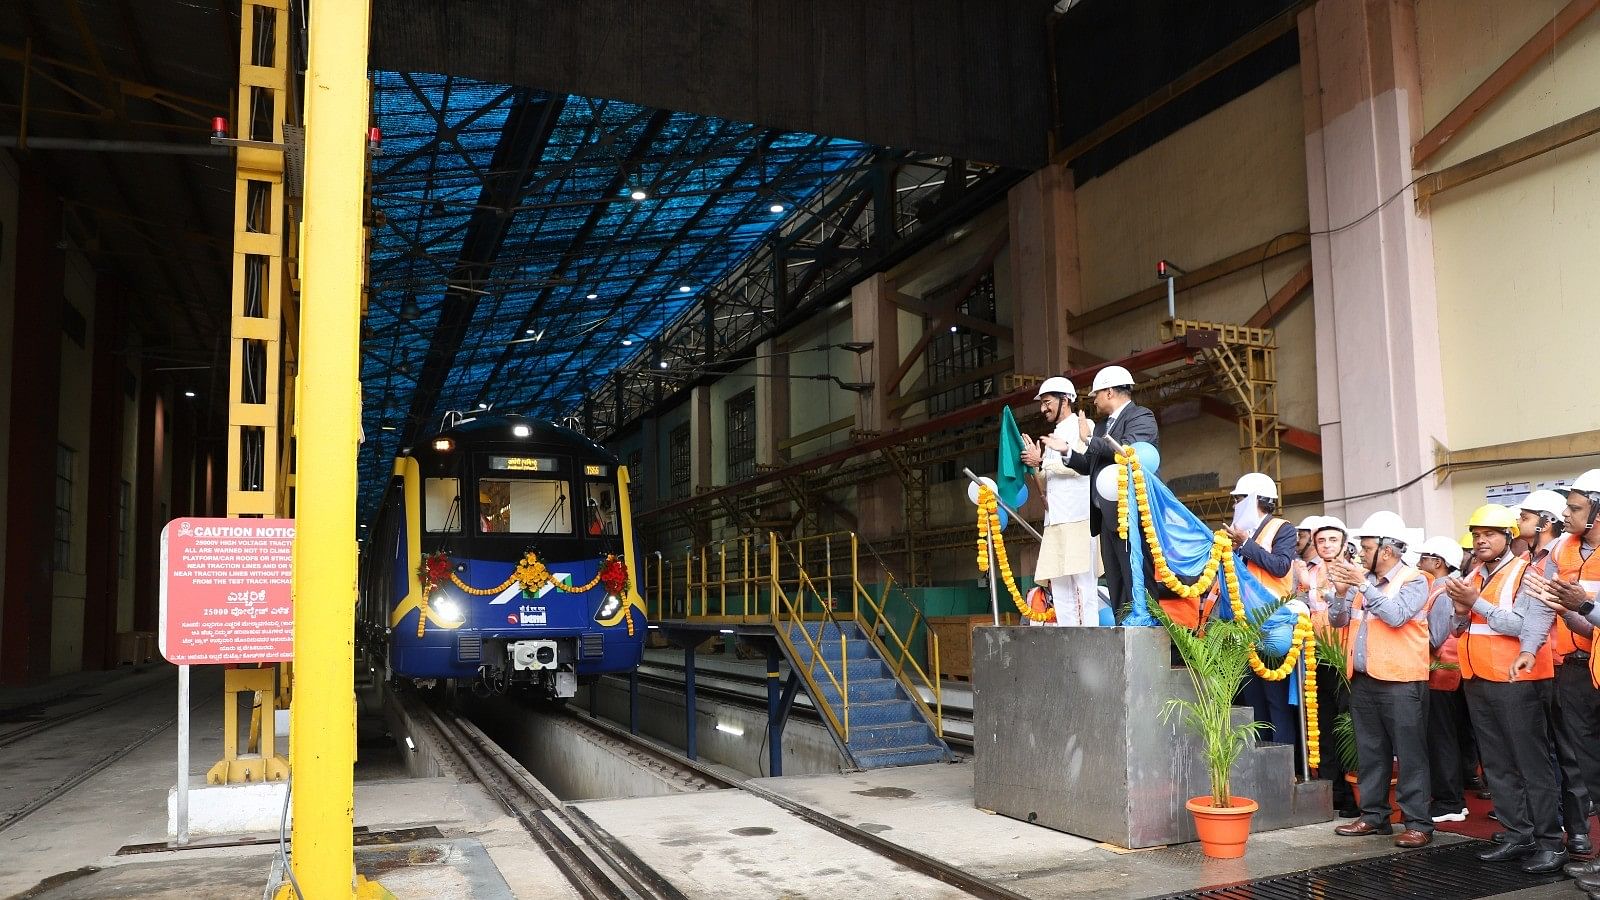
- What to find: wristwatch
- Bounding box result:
[1580,600,1595,617]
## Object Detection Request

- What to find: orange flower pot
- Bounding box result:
[1345,771,1402,823]
[1186,796,1259,859]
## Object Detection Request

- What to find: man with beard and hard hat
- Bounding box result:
[1019,377,1099,626]
[1296,516,1358,815]
[1512,487,1597,859]
[1063,365,1158,610]
[1326,511,1450,848]
[1524,471,1600,887]
[1296,515,1321,563]
[1416,536,1470,824]
[1520,489,1569,568]
[1225,472,1299,745]
[1448,504,1564,873]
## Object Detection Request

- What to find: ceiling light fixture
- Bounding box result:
[586,293,598,300]
[629,188,648,201]
[525,328,536,335]
[658,361,668,369]
[184,390,196,398]
[769,203,785,214]
[621,339,633,347]
[678,285,692,293]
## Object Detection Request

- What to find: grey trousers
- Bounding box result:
[1349,673,1432,832]
[1464,677,1562,849]
[1552,659,1600,832]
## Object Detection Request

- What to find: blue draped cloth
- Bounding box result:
[1118,462,1295,659]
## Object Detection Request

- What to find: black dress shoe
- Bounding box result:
[1520,848,1569,874]
[1570,859,1600,878]
[1478,840,1535,862]
[1572,833,1595,856]
[1578,874,1600,893]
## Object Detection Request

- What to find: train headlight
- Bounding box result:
[595,594,623,621]
[431,594,464,624]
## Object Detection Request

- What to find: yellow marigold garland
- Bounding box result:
[975,486,1054,623]
[1115,447,1321,771]
[450,550,609,597]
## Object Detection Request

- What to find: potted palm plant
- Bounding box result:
[1155,604,1268,858]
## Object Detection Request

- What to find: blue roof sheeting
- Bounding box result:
[358,72,864,520]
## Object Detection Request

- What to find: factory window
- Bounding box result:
[54,445,74,572]
[626,450,643,500]
[924,271,999,416]
[118,480,132,579]
[668,423,691,499]
[725,389,756,483]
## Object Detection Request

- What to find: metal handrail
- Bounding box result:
[850,539,944,736]
[768,533,850,743]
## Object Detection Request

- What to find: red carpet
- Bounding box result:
[1434,787,1600,846]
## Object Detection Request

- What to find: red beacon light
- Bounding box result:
[211,117,229,140]
[367,126,383,155]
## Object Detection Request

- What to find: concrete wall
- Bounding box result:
[1417,0,1600,515]
[475,705,692,802]
[1075,69,1318,493]
[785,311,858,460]
[580,674,848,778]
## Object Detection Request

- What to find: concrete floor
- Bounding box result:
[0,667,571,900]
[2,666,1570,900]
[577,760,1504,900]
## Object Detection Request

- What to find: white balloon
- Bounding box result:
[1095,465,1123,502]
[966,476,999,506]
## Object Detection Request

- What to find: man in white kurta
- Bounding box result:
[1020,377,1100,626]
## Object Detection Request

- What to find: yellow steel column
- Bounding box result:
[289,0,369,895]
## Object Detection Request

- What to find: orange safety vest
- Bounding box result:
[1426,578,1462,691]
[1158,517,1292,630]
[1342,565,1431,682]
[1246,518,1294,597]
[1459,555,1551,682]
[1541,535,1600,664]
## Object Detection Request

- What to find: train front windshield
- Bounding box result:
[477,477,572,534]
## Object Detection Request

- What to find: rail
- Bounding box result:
[850,534,944,737]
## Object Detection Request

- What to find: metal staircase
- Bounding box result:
[650,531,952,770]
[781,620,950,769]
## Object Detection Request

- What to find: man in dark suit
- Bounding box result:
[1065,365,1160,613]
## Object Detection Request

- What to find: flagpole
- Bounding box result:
[961,468,1044,541]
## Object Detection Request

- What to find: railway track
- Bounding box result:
[0,710,178,835]
[560,708,1026,900]
[418,702,690,900]
[0,673,174,750]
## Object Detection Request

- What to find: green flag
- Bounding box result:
[996,406,1027,508]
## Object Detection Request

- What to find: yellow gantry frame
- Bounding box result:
[283,0,371,894]
[213,0,293,787]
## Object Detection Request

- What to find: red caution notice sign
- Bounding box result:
[159,518,295,664]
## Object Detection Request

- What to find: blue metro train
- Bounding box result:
[359,414,646,701]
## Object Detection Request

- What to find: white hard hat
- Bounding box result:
[1520,489,1567,519]
[1296,515,1323,531]
[1090,365,1135,393]
[1573,470,1600,495]
[1033,376,1077,401]
[1418,535,1465,571]
[1230,472,1279,500]
[1354,510,1408,544]
[1313,516,1347,538]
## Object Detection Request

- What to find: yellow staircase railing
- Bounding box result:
[646,530,945,741]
